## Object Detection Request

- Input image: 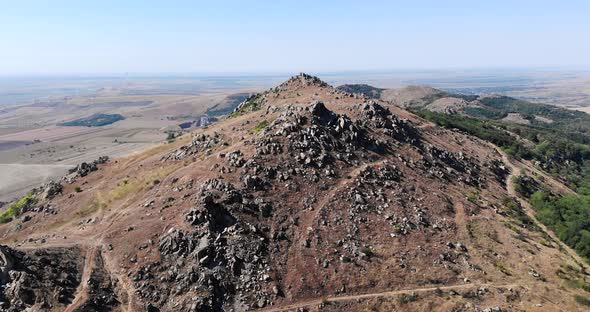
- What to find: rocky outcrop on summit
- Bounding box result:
[231,73,329,117]
[278,72,329,89]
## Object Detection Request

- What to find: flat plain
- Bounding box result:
[0,76,272,201]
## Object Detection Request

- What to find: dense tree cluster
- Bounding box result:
[529,191,590,260]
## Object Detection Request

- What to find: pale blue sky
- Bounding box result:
[1,0,590,75]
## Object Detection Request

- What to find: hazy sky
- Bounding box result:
[2,0,590,75]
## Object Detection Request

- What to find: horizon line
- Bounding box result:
[2,66,590,78]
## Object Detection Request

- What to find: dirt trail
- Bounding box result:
[261,145,585,312]
[299,159,389,236]
[65,246,97,312]
[260,283,519,312]
[496,148,588,269]
[11,156,192,310]
[102,248,138,312]
[290,158,391,277]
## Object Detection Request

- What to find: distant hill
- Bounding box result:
[59,113,125,127]
[336,84,384,98]
[380,85,452,108]
[373,85,590,134]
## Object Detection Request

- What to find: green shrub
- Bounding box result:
[74,186,82,192]
[251,120,269,133]
[0,193,37,223]
[568,279,590,293]
[529,191,590,260]
[467,191,479,204]
[512,175,540,198]
[499,196,537,230]
[494,262,513,276]
[463,106,507,119]
[398,292,418,304]
[575,294,590,306]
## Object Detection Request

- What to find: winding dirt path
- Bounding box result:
[259,283,519,312]
[496,147,588,269]
[260,144,587,312]
[65,246,97,312]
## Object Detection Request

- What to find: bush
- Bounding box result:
[463,106,507,119]
[166,132,176,142]
[251,120,269,133]
[467,192,479,204]
[500,196,536,229]
[398,292,418,304]
[0,193,37,223]
[575,294,590,306]
[74,186,82,192]
[512,175,540,198]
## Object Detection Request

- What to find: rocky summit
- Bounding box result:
[0,73,588,311]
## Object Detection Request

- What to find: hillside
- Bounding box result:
[0,74,589,312]
[380,84,590,273]
[335,84,384,99]
[377,85,590,133]
[380,85,452,108]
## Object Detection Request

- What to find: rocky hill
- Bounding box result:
[0,74,589,311]
[335,84,384,99]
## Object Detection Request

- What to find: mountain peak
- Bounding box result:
[279,72,330,89]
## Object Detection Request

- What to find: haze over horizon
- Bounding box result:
[2,0,590,75]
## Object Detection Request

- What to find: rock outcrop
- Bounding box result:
[0,246,83,311]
